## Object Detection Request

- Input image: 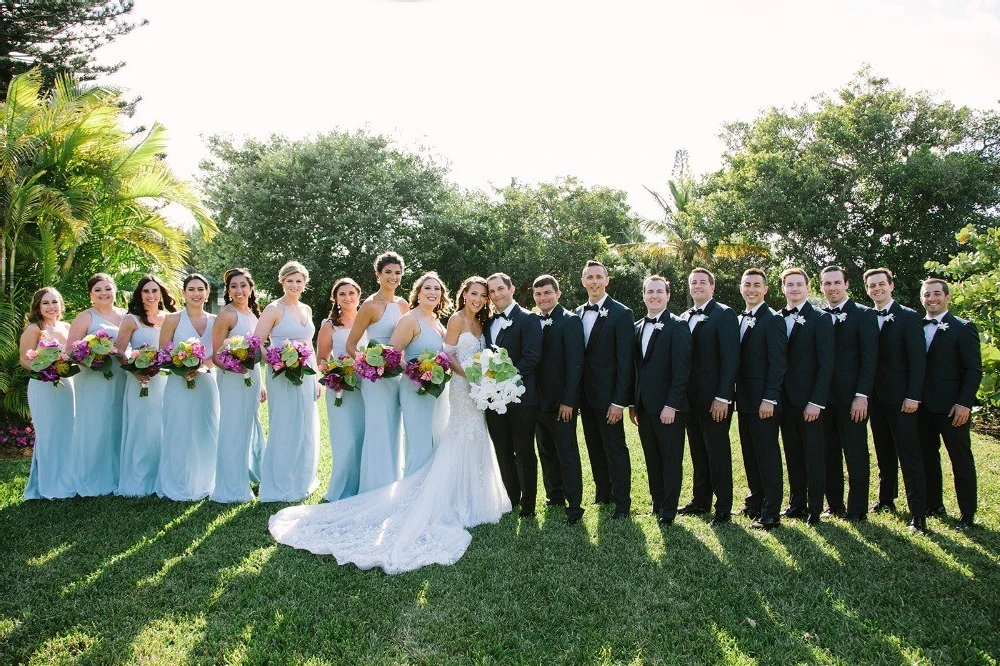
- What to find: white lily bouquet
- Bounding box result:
[464,347,526,414]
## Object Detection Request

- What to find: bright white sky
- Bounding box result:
[96,0,1000,226]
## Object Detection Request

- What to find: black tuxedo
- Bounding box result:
[633,312,691,521]
[683,299,740,516]
[484,303,543,511]
[575,296,634,513]
[779,301,834,518]
[869,300,927,518]
[822,299,878,517]
[919,312,983,518]
[735,304,786,522]
[534,304,585,518]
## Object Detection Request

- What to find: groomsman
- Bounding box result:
[532,274,585,525]
[576,260,634,519]
[819,266,878,522]
[865,267,928,532]
[734,268,787,530]
[484,272,543,517]
[919,278,983,529]
[679,267,739,525]
[777,268,834,525]
[628,276,691,526]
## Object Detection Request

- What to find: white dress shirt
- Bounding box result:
[581,295,607,347]
[489,302,517,343]
[925,309,947,350]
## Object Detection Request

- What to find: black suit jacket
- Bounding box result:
[827,298,879,407]
[781,301,834,408]
[685,299,740,408]
[485,303,542,407]
[873,300,926,405]
[735,304,787,412]
[536,304,584,412]
[633,312,691,413]
[923,312,983,413]
[575,296,634,409]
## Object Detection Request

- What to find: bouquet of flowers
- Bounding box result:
[319,354,360,406]
[217,334,263,387]
[464,346,526,414]
[157,338,208,389]
[26,338,79,387]
[403,349,452,398]
[70,330,115,379]
[353,342,404,383]
[264,339,316,386]
[120,344,164,397]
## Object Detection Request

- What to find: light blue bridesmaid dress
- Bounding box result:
[156,309,219,501]
[23,349,76,500]
[116,315,166,497]
[211,309,264,503]
[258,306,320,502]
[323,325,366,501]
[72,310,127,497]
[400,318,445,476]
[357,301,403,493]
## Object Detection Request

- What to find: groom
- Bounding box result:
[485,273,543,517]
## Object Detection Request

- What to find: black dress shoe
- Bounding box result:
[678,503,710,515]
[734,507,761,519]
[657,516,673,527]
[821,507,846,519]
[926,505,947,518]
[547,498,567,507]
[845,513,867,523]
[594,495,613,505]
[908,517,928,533]
[566,514,582,526]
[519,509,536,518]
[611,510,630,520]
[709,513,732,526]
[750,517,779,530]
[805,514,821,526]
[870,501,896,514]
[956,515,975,530]
[781,507,806,519]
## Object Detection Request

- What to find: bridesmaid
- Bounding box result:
[156,274,219,501]
[317,277,366,501]
[211,268,266,504]
[67,273,127,497]
[390,272,449,476]
[255,260,321,502]
[20,287,76,500]
[346,251,409,493]
[114,275,176,497]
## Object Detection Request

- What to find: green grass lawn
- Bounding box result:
[1,406,998,665]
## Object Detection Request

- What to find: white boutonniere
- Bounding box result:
[794,315,807,326]
[599,308,609,318]
[654,322,664,330]
[885,313,895,323]
[836,312,847,323]
[938,322,949,331]
[744,316,757,328]
[540,319,552,329]
[498,318,513,330]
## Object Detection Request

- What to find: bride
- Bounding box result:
[269,276,512,573]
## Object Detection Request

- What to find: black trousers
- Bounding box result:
[780,406,826,517]
[919,409,977,518]
[737,409,783,521]
[823,403,871,516]
[685,405,733,515]
[636,407,687,521]
[580,403,631,513]
[486,403,539,511]
[869,398,926,518]
[535,408,584,518]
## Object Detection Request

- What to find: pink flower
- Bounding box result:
[273,361,285,371]
[26,349,38,360]
[421,371,432,381]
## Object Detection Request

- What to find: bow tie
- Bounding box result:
[824,306,842,315]
[583,303,600,312]
[496,312,509,320]
[875,308,889,317]
[923,318,939,326]
[781,306,799,317]
[741,310,754,317]
[644,316,659,324]
[540,315,553,323]
[688,308,704,316]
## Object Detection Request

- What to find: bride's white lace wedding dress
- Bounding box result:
[268,332,512,573]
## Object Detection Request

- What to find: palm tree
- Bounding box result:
[0,69,215,420]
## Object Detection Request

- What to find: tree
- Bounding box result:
[707,67,1000,304]
[0,69,214,421]
[1,0,145,95]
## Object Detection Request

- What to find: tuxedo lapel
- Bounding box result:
[586,306,608,353]
[644,321,662,364]
[739,309,756,346]
[496,306,517,347]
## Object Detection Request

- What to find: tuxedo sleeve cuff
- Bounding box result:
[714,397,731,404]
[854,393,868,398]
[808,402,826,410]
[611,403,625,409]
[762,399,777,405]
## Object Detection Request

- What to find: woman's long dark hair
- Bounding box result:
[456,276,490,328]
[127,275,177,326]
[223,268,261,317]
[26,287,64,327]
[327,277,362,326]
